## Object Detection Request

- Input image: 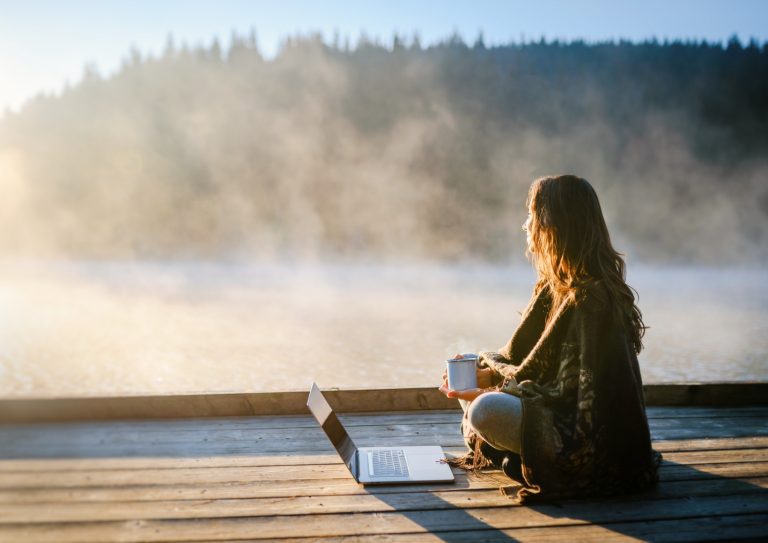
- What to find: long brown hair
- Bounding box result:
[526,175,646,353]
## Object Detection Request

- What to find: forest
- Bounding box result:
[1,33,766,263]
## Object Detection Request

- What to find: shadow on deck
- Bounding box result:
[0,396,766,541]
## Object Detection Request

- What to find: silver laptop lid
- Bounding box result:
[307,383,358,478]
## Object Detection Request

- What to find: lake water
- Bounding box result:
[0,261,765,398]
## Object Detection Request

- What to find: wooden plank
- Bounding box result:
[2,383,766,423]
[250,514,768,543]
[0,420,470,445]
[0,430,768,473]
[0,437,754,462]
[0,440,763,467]
[1,428,764,462]
[2,435,766,474]
[1,404,766,543]
[1,494,767,542]
[646,405,768,419]
[0,448,765,490]
[1,405,764,440]
[2,415,765,456]
[659,448,768,465]
[0,387,455,423]
[0,470,507,504]
[649,421,768,441]
[0,489,521,524]
[644,382,768,407]
[1,461,766,505]
[2,476,766,524]
[660,461,768,481]
[0,463,354,489]
[0,454,345,472]
[0,412,463,435]
[652,436,768,452]
[3,407,767,443]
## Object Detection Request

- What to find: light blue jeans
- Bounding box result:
[461,392,523,454]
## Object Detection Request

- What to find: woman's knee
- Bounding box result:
[466,392,523,453]
[467,392,506,433]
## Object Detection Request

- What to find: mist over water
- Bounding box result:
[0,35,766,396]
[0,261,765,398]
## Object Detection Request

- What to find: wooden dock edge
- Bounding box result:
[0,382,766,424]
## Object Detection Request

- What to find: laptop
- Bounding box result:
[306,382,455,484]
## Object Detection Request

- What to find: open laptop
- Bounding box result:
[306,382,454,484]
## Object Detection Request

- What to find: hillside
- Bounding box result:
[1,34,766,262]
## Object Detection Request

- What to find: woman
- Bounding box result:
[439,174,660,502]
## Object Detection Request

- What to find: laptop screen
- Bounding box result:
[307,383,358,477]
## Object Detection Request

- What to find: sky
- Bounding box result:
[1,0,767,114]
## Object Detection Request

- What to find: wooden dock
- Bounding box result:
[0,385,767,542]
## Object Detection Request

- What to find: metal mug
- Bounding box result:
[446,354,478,391]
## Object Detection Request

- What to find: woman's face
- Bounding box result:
[523,208,533,252]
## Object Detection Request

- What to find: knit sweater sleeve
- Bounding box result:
[478,346,517,392]
[476,288,551,393]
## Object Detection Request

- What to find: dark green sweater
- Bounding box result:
[475,282,660,502]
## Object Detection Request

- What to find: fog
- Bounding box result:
[0,261,765,398]
[0,34,766,396]
[0,34,766,264]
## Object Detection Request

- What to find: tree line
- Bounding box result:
[1,33,766,263]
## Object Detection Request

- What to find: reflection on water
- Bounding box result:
[0,261,765,398]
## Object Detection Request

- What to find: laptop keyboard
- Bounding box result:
[370,449,410,477]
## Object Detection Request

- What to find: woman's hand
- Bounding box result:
[438,384,488,402]
[439,368,492,402]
